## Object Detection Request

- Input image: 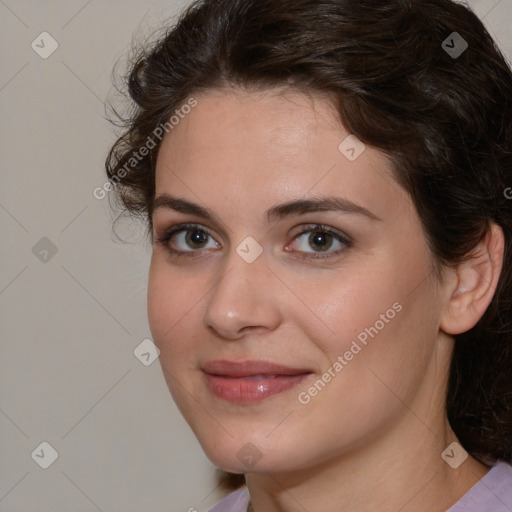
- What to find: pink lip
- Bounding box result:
[202,360,314,403]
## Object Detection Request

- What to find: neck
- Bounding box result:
[245,412,488,512]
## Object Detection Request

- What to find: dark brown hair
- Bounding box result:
[106,0,512,490]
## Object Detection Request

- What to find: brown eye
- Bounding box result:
[156,223,221,255]
[308,231,334,252]
[185,229,209,249]
[289,224,351,260]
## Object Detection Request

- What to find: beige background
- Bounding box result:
[1,1,511,511]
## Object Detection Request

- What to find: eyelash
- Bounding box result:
[155,222,352,261]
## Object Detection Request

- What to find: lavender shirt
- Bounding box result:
[207,462,512,512]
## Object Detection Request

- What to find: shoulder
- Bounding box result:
[206,486,250,512]
[446,461,512,512]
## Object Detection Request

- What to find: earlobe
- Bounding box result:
[440,223,505,335]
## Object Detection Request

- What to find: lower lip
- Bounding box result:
[204,373,312,403]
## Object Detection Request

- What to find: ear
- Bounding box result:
[440,223,505,335]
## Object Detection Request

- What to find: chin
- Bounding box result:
[198,435,301,475]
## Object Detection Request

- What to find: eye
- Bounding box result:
[155,222,351,260]
[287,224,351,259]
[155,223,220,255]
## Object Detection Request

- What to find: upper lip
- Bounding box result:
[202,360,313,377]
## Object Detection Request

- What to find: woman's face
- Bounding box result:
[148,88,449,474]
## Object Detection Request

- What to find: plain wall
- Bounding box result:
[1,1,511,511]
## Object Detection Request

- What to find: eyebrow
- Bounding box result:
[152,193,382,223]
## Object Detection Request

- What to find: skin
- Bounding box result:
[147,88,504,512]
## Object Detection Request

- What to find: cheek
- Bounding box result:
[147,258,204,411]
[294,249,437,380]
[288,286,438,454]
[295,267,404,355]
[147,257,199,355]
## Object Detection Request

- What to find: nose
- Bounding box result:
[203,248,282,340]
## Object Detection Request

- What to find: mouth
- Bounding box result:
[202,360,314,403]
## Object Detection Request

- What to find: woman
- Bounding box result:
[105,0,512,510]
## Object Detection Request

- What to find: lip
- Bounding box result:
[202,360,314,403]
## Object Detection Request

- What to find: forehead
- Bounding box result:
[158,89,340,169]
[154,88,407,223]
